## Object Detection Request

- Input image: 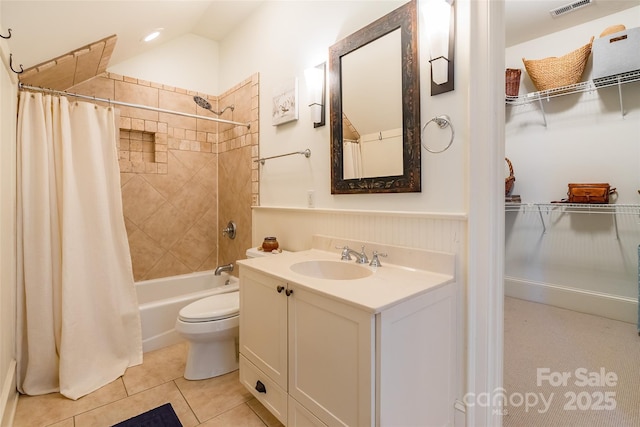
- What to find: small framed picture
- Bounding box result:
[272,78,298,126]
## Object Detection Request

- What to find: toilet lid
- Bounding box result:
[178,292,239,322]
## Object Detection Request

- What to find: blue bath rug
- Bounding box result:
[112,403,183,427]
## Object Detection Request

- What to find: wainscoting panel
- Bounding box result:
[251,206,467,278]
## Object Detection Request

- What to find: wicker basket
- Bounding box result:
[505,68,522,96]
[522,37,594,91]
[505,158,515,196]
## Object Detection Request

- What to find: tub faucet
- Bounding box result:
[214,263,234,276]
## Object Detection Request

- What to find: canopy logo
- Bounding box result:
[463,367,618,415]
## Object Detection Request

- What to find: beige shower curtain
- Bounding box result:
[343,140,363,180]
[16,92,142,400]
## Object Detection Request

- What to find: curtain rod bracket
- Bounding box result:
[10,54,24,74]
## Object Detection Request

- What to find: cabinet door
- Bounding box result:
[288,284,374,427]
[378,283,456,426]
[239,268,288,390]
[288,396,327,427]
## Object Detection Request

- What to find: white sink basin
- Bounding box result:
[290,260,373,280]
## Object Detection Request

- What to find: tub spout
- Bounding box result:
[214,263,234,276]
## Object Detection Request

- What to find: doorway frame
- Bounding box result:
[466,0,505,426]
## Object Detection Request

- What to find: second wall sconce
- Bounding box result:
[422,0,455,95]
[304,62,326,127]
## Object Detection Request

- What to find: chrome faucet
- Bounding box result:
[214,263,234,276]
[336,245,369,264]
[369,251,387,267]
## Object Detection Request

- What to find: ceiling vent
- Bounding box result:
[550,0,594,17]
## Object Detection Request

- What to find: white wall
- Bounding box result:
[108,33,221,95]
[0,26,18,427]
[505,6,640,321]
[218,0,468,213]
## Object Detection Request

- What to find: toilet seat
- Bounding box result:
[178,292,239,322]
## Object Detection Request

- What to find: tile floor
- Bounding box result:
[12,342,284,427]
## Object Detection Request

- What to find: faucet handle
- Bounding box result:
[335,245,351,260]
[369,251,387,267]
[357,245,369,264]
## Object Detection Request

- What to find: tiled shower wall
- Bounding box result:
[70,73,259,281]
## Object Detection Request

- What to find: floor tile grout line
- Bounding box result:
[186,398,266,427]
[59,377,131,425]
[245,399,271,427]
[172,378,201,424]
[68,372,180,426]
[19,344,273,427]
[64,377,142,425]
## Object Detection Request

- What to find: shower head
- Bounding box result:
[193,95,212,111]
[193,96,235,116]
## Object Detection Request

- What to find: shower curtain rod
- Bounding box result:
[18,83,251,129]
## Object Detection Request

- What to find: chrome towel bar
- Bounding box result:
[255,149,311,165]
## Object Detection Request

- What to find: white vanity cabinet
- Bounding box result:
[239,269,289,421]
[239,267,372,426]
[239,262,457,427]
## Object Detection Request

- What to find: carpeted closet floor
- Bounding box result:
[504,297,640,426]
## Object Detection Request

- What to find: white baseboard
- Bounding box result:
[454,399,466,427]
[0,359,18,427]
[505,277,637,324]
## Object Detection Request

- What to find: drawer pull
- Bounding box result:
[255,380,266,393]
[276,285,285,293]
[285,289,294,296]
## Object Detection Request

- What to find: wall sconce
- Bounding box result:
[304,62,326,127]
[423,0,455,95]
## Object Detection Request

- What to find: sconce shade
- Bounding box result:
[304,62,326,127]
[431,57,450,85]
[423,0,455,95]
[310,103,322,124]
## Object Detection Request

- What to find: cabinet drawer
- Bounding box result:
[239,355,287,425]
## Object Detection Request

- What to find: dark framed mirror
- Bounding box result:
[329,0,420,194]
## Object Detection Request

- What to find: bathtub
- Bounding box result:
[135,271,239,353]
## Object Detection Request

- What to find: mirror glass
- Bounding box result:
[341,29,403,179]
[329,0,420,194]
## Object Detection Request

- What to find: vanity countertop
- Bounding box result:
[237,248,454,313]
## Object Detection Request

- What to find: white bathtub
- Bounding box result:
[135,271,239,353]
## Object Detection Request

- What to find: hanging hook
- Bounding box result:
[0,28,11,39]
[9,54,24,74]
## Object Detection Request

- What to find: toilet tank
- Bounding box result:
[245,247,289,259]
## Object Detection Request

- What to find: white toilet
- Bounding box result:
[175,292,240,380]
[175,248,278,380]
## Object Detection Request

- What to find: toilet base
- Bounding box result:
[184,335,239,380]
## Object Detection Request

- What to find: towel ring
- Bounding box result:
[421,115,454,154]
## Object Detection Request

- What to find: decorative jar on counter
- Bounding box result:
[261,237,279,252]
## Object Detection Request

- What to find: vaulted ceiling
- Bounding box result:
[1,0,636,81]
